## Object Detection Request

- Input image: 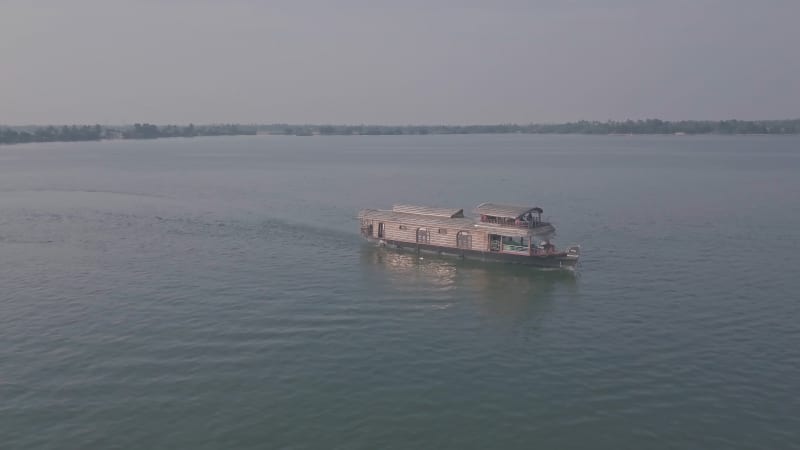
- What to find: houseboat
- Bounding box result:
[358,203,580,269]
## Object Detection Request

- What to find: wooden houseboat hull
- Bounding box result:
[358,202,580,271]
[369,237,579,269]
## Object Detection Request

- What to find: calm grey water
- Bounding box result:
[1,135,799,449]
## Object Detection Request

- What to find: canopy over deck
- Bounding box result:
[392,204,464,218]
[474,203,543,219]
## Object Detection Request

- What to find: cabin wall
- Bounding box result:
[368,219,490,251]
[470,229,489,251]
[382,220,418,243]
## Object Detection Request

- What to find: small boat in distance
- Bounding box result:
[359,202,580,270]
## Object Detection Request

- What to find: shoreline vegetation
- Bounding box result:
[1,119,799,145]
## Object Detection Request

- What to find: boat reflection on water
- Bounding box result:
[364,246,457,286]
[359,245,578,317]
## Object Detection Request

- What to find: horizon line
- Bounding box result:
[3,118,800,128]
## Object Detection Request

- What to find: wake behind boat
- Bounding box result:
[359,202,580,269]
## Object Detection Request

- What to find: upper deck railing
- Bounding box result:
[478,215,546,229]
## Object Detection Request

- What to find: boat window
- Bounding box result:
[399,225,407,230]
[438,228,447,235]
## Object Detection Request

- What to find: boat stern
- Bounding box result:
[566,245,580,259]
[561,244,581,269]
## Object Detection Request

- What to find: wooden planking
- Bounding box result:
[373,218,488,251]
[359,209,475,229]
[391,204,464,218]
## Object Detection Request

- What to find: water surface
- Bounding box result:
[1,135,799,449]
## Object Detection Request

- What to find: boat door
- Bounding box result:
[378,222,385,238]
[489,234,501,252]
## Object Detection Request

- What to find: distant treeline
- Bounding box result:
[0,123,256,145]
[274,119,800,136]
[2,119,799,145]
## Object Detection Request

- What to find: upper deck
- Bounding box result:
[474,202,548,229]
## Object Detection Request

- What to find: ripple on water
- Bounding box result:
[2,136,800,449]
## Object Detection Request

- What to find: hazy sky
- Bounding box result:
[2,0,799,125]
